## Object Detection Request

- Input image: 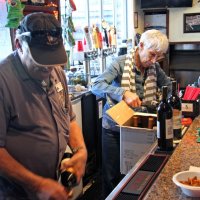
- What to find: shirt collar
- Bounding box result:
[12,51,56,84]
[12,51,30,81]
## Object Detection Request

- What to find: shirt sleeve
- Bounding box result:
[0,86,8,147]
[91,55,126,102]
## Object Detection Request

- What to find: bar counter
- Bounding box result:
[144,115,200,200]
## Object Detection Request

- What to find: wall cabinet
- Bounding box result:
[144,9,169,37]
[169,44,200,88]
[143,9,170,75]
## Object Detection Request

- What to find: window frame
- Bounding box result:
[60,0,129,46]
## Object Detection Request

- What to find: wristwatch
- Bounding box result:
[71,146,84,154]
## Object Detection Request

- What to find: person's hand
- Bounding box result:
[60,148,87,183]
[123,91,142,108]
[36,177,71,200]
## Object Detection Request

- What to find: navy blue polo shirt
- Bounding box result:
[0,51,75,179]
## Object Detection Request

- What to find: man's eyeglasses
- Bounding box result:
[18,28,63,46]
[31,28,62,38]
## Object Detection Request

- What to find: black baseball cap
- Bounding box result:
[17,12,67,66]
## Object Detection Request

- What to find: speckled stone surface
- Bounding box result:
[144,116,200,200]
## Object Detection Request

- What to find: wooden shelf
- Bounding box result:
[22,0,60,21]
[23,5,58,14]
[170,41,200,44]
[143,9,167,14]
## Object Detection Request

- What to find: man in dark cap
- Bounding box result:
[0,12,87,200]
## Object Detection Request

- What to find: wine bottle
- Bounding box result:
[148,117,154,129]
[133,116,139,127]
[157,86,173,151]
[168,81,182,139]
[60,152,77,188]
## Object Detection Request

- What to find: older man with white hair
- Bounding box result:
[92,29,171,198]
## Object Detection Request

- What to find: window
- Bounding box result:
[0,0,12,60]
[60,0,88,50]
[72,0,88,41]
[102,0,114,26]
[60,0,131,48]
[115,0,127,44]
[89,0,101,27]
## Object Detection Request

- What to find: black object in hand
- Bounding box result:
[61,170,77,188]
[141,100,159,113]
[60,152,77,188]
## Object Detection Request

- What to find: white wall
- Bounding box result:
[169,0,200,42]
[134,0,144,35]
[126,0,149,46]
[135,0,200,42]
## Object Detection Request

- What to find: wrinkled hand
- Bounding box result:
[36,177,71,200]
[123,91,142,108]
[60,149,87,184]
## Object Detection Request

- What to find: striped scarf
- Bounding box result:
[121,48,157,104]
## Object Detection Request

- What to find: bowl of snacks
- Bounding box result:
[172,171,200,197]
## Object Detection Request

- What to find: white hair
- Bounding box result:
[139,29,169,53]
[15,29,31,51]
[15,29,31,41]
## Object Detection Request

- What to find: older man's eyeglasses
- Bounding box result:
[149,51,165,61]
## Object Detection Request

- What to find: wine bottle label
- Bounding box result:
[157,119,173,139]
[157,121,161,139]
[173,109,182,129]
[182,103,193,112]
[165,118,173,139]
[157,121,160,138]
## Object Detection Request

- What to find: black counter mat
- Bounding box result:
[115,154,169,200]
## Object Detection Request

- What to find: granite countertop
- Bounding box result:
[144,116,200,200]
